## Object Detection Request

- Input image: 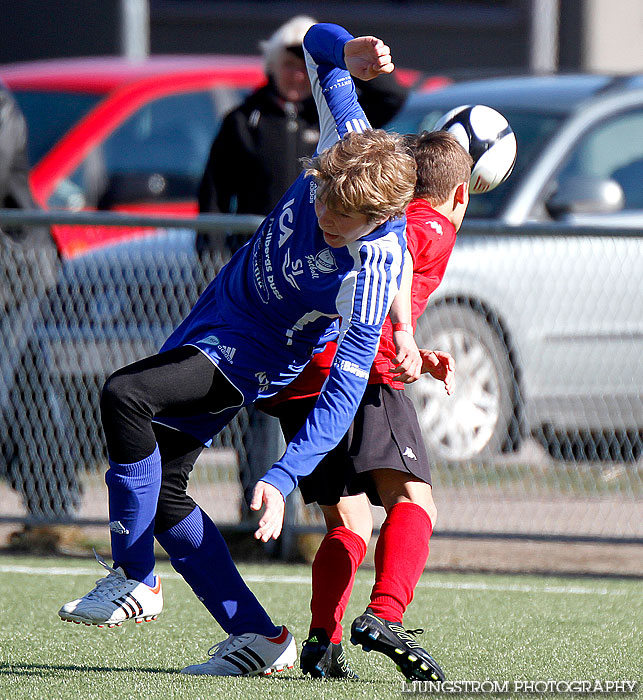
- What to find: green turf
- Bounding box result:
[0,555,640,700]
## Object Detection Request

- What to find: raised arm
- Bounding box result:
[303,23,395,154]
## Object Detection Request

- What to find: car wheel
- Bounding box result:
[409,303,517,461]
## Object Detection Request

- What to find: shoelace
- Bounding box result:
[85,549,129,600]
[207,636,233,659]
[207,633,253,659]
[85,572,130,600]
[405,628,424,637]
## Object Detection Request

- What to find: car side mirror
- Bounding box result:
[546,175,624,219]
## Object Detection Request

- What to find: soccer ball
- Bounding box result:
[433,104,517,194]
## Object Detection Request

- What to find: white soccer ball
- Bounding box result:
[433,104,517,194]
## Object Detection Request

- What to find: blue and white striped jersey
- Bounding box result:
[161,23,407,496]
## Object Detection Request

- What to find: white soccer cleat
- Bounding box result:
[180,626,296,676]
[58,551,163,627]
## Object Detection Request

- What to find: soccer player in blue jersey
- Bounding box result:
[58,23,418,676]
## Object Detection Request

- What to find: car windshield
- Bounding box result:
[387,105,565,218]
[12,90,103,166]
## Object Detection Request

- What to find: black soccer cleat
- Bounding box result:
[350,609,445,682]
[300,628,359,680]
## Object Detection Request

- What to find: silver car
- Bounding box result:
[387,75,643,462]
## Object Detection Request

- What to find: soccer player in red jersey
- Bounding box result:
[258,130,473,681]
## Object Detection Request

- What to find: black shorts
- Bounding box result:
[268,384,432,507]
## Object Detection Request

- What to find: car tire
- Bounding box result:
[409,303,518,461]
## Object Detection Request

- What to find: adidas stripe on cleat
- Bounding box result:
[350,609,445,683]
[58,550,163,626]
[180,626,296,677]
[300,628,358,680]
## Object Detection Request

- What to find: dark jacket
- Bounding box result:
[198,78,320,215]
[198,74,408,216]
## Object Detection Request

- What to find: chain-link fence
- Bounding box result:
[0,211,264,530]
[407,225,643,543]
[0,211,641,546]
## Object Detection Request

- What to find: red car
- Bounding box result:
[1,56,440,258]
[1,55,266,256]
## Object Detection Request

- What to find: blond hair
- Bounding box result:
[260,15,316,73]
[304,130,416,221]
[407,130,473,205]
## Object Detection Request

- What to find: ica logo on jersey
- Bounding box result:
[278,198,295,248]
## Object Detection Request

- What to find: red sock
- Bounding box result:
[369,502,433,623]
[310,526,367,643]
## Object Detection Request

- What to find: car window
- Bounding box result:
[49,88,246,210]
[12,90,102,165]
[556,108,643,210]
[464,110,561,218]
[387,105,563,219]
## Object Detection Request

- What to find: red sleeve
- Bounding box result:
[370,200,457,387]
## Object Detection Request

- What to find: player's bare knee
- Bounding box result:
[409,492,437,526]
[322,500,372,543]
[376,474,437,526]
[346,520,373,544]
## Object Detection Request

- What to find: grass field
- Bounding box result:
[0,555,640,700]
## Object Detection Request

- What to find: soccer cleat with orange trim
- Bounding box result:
[58,551,163,626]
[180,626,296,677]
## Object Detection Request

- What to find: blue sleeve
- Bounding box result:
[261,239,404,497]
[304,23,351,70]
[303,23,371,154]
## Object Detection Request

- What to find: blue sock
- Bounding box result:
[105,445,161,587]
[156,506,280,637]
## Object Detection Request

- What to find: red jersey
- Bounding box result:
[260,199,457,407]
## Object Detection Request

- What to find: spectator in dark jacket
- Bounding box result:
[198,16,409,216]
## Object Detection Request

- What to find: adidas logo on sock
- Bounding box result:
[109,521,130,535]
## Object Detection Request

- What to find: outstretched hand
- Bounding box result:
[420,350,455,395]
[250,480,285,542]
[344,36,394,81]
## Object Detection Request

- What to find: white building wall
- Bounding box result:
[583,0,643,72]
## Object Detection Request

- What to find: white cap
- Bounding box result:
[260,15,317,73]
